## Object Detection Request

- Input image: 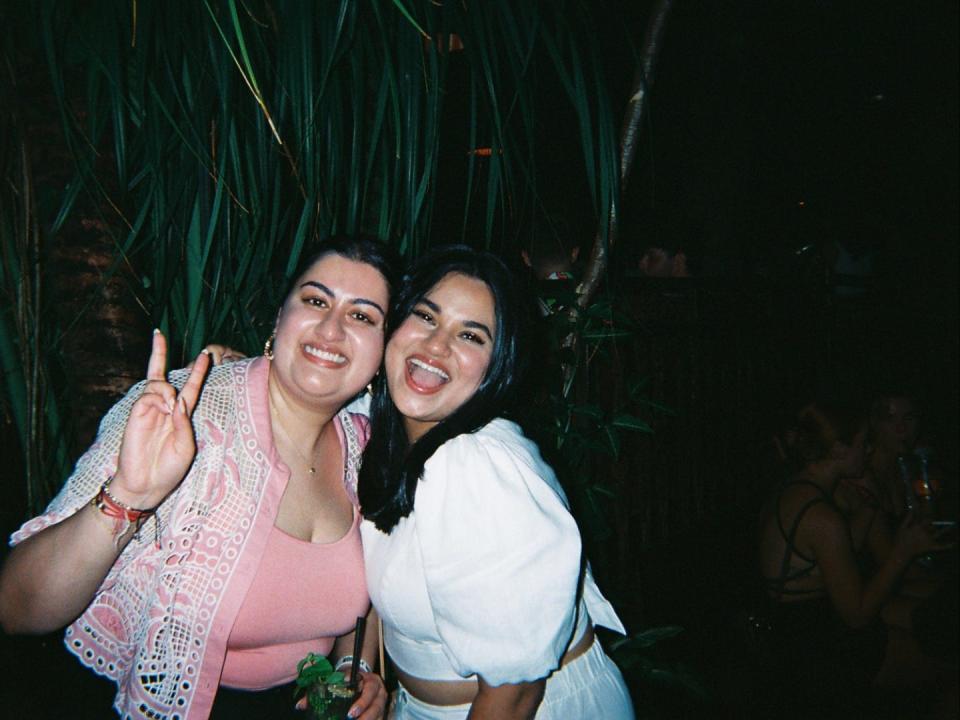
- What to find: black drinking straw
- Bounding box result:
[349,616,366,685]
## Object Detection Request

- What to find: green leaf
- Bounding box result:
[581,327,634,340]
[570,403,603,420]
[588,484,616,499]
[634,396,678,416]
[610,413,653,433]
[326,671,345,685]
[390,0,429,38]
[603,425,620,457]
[611,625,685,651]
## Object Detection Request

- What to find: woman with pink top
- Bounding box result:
[0,236,396,719]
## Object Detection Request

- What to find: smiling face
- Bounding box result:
[385,272,496,442]
[269,253,388,411]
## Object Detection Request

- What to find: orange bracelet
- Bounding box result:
[94,477,157,520]
[91,477,159,545]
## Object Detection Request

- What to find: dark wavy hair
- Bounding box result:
[359,245,531,533]
[281,234,402,322]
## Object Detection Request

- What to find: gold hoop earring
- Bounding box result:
[264,332,276,360]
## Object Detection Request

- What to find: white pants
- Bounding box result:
[391,639,635,719]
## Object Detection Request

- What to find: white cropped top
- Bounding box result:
[361,418,625,687]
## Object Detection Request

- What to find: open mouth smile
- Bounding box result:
[406,357,450,391]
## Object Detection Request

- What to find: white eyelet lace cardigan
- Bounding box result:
[10,357,369,719]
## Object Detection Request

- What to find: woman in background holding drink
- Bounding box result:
[758,398,952,703]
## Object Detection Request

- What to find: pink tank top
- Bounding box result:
[220,508,368,689]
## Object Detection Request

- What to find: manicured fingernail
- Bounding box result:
[153,328,161,335]
[201,349,212,355]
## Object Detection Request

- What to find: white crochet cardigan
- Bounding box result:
[12,357,366,719]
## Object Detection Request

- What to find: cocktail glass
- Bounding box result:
[305,681,357,720]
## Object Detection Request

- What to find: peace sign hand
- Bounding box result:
[109,330,212,510]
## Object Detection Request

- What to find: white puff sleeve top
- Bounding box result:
[361,418,625,687]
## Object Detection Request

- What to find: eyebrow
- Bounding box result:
[419,297,493,341]
[300,281,386,317]
[464,320,493,341]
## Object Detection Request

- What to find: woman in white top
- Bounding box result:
[359,246,635,719]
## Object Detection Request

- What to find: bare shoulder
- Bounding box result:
[776,478,829,510]
[774,481,846,541]
[800,498,851,553]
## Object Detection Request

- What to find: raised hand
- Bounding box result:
[110,330,211,509]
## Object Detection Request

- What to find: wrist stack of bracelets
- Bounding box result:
[90,476,160,547]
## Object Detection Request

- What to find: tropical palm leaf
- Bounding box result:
[4,0,637,512]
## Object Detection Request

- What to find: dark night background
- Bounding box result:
[416,2,960,715]
[628,1,957,272]
[570,0,958,451]
[1,2,957,717]
[638,0,958,441]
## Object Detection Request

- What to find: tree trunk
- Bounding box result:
[562,0,674,399]
[576,0,674,310]
[17,41,149,473]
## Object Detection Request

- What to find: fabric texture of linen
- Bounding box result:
[361,418,627,690]
[10,357,369,719]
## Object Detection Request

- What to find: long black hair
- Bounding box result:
[359,245,531,533]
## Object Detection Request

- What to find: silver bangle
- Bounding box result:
[334,655,372,675]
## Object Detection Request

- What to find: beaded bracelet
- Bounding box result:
[334,655,373,675]
[91,477,160,546]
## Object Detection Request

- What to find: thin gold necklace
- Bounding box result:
[269,404,320,476]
